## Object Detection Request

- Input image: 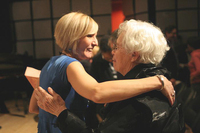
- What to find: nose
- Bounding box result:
[92,37,98,46]
[111,49,115,55]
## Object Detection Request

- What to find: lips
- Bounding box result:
[87,48,93,52]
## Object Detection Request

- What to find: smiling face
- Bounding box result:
[54,12,99,60]
[112,33,139,76]
[76,33,98,60]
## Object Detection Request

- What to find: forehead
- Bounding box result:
[87,29,98,35]
[116,32,124,45]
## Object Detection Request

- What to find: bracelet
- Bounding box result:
[156,75,164,91]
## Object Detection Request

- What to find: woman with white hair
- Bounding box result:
[29,12,175,133]
[34,19,184,133]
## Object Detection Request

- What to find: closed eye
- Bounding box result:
[87,34,94,38]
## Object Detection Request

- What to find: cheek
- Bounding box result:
[77,44,84,53]
[113,52,123,68]
[84,51,93,58]
[115,51,131,69]
[78,43,87,51]
[76,50,93,60]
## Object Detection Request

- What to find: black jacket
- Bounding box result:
[56,64,185,133]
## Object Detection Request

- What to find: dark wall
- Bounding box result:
[0,1,13,53]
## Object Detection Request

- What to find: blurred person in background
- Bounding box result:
[161,25,180,86]
[187,37,200,94]
[87,30,119,127]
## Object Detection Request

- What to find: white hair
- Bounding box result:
[118,19,169,65]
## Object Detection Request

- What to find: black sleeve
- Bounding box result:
[56,109,93,133]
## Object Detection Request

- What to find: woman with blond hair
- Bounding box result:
[29,12,175,133]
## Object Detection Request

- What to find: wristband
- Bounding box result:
[156,75,164,91]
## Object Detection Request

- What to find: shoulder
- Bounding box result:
[52,55,79,69]
[57,55,78,63]
[136,64,170,79]
[67,61,85,74]
[47,55,78,65]
[42,55,80,74]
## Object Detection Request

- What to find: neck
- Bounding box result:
[62,50,84,61]
[61,50,73,57]
[121,63,138,76]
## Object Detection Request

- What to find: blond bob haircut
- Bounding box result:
[118,19,169,65]
[54,12,98,54]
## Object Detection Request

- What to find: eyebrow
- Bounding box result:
[114,42,119,46]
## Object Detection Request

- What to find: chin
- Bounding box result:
[78,54,92,60]
[85,54,93,59]
[113,64,117,70]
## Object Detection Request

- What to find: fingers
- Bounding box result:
[37,101,44,110]
[37,100,53,115]
[34,87,40,101]
[171,90,175,97]
[171,90,176,105]
[35,86,66,116]
[37,94,52,110]
[35,87,45,101]
[38,86,48,95]
[169,95,175,106]
[161,76,175,106]
[170,82,175,105]
[35,86,53,106]
[48,87,55,96]
[168,86,175,106]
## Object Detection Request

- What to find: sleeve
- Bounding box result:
[56,109,93,133]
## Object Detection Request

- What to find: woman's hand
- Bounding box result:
[35,87,67,117]
[160,76,175,106]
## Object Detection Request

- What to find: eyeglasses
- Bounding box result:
[112,43,121,51]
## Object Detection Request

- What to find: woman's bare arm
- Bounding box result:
[67,62,175,105]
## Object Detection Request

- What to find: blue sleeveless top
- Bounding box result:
[38,55,88,133]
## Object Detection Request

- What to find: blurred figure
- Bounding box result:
[161,25,180,86]
[187,37,200,94]
[184,36,200,133]
[90,33,118,82]
[176,43,191,87]
[164,25,177,44]
[88,31,119,127]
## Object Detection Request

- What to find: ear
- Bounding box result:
[131,52,139,62]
